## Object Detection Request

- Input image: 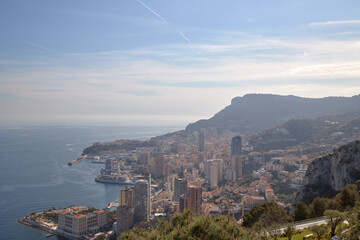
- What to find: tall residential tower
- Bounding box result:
[117,187,134,236]
[134,180,149,224]
[231,136,242,179]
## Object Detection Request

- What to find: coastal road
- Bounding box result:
[279,216,328,233]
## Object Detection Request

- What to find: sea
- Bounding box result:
[0,125,183,240]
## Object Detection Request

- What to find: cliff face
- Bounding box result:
[293,140,360,206]
[185,94,360,133]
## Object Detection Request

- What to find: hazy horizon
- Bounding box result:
[1,0,360,126]
[2,92,360,128]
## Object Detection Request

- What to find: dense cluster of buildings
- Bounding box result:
[68,129,314,238]
[116,177,202,236]
[22,119,359,240]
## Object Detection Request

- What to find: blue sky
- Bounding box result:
[1,0,360,126]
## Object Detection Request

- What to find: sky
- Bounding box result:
[1,0,360,127]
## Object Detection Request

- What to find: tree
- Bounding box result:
[324,209,345,237]
[283,224,295,240]
[342,207,360,240]
[106,210,116,224]
[336,185,357,210]
[308,197,330,218]
[243,202,289,228]
[292,202,308,221]
[309,224,328,240]
[94,234,105,240]
[268,223,281,240]
[356,180,360,192]
[119,210,257,240]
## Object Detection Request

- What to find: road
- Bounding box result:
[279,216,328,233]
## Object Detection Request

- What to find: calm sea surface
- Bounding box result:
[0,125,182,240]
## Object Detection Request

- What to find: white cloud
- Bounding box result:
[1,32,360,124]
[309,19,360,26]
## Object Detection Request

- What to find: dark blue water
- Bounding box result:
[0,125,182,240]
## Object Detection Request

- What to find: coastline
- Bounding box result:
[18,217,88,240]
[17,218,57,237]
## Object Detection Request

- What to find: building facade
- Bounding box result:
[57,209,106,237]
[231,136,242,156]
[117,187,134,236]
[179,186,202,214]
[203,159,223,189]
[173,178,187,202]
[154,156,164,178]
[116,206,132,236]
[134,179,149,224]
[198,132,205,152]
[119,187,134,208]
[231,155,242,179]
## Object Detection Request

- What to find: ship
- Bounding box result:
[91,156,106,164]
[95,175,134,185]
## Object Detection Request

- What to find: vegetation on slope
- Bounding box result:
[119,210,257,240]
[119,182,360,239]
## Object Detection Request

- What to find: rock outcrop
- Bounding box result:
[293,140,360,206]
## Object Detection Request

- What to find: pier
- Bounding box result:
[67,155,88,166]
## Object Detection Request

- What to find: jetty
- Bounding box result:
[67,155,88,166]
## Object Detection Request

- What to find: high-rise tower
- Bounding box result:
[154,156,164,178]
[232,155,242,179]
[198,132,205,152]
[134,180,149,224]
[119,187,134,208]
[173,178,188,202]
[117,187,134,236]
[203,159,223,189]
[231,136,242,156]
[231,136,242,179]
[179,186,202,214]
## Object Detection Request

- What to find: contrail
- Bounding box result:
[136,0,192,43]
[24,41,55,52]
[136,0,167,23]
[178,31,192,43]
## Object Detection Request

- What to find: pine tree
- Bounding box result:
[292,202,308,221]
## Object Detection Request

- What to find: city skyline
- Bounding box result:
[1,0,360,126]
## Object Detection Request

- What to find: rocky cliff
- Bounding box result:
[293,140,360,206]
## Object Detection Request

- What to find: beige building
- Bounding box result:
[57,209,106,237]
[119,187,134,208]
[209,162,219,189]
[94,210,107,227]
[203,159,223,189]
[117,187,134,236]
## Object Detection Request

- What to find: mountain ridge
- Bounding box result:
[248,109,360,152]
[185,93,360,133]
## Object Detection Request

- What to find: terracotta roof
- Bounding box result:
[58,210,71,214]
[93,210,105,213]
